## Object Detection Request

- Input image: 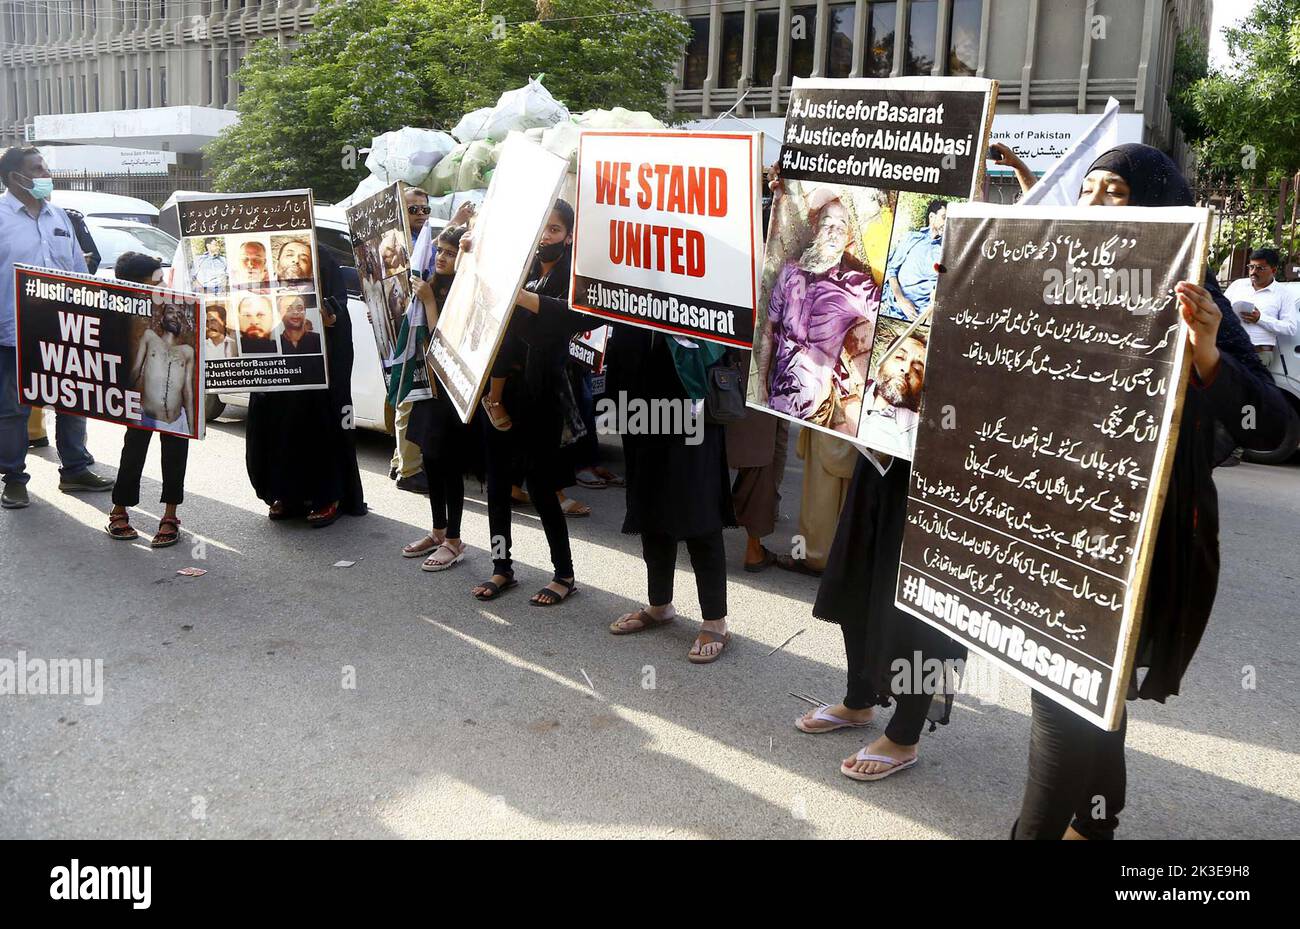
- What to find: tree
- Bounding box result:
[1189,0,1300,186]
[207,0,691,201]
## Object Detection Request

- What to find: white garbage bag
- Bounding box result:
[426,188,488,223]
[540,121,583,173]
[457,139,499,191]
[426,142,469,196]
[337,173,388,210]
[572,107,665,130]
[451,79,571,143]
[365,126,457,187]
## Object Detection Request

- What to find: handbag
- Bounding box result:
[704,353,747,425]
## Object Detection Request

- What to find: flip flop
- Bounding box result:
[840,750,918,782]
[560,497,591,518]
[575,469,607,489]
[608,609,674,635]
[795,705,874,734]
[687,629,731,664]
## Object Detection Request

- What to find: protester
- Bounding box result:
[1,145,115,510]
[882,200,946,320]
[1010,143,1296,839]
[469,200,590,606]
[400,224,484,571]
[728,384,790,572]
[27,408,47,448]
[104,252,194,547]
[387,185,436,493]
[244,245,366,526]
[778,428,858,576]
[606,325,736,663]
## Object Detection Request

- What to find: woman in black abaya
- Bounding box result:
[245,247,366,526]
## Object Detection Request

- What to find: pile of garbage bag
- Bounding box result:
[339,79,666,217]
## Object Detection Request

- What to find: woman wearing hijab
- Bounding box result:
[470,200,592,607]
[1011,143,1295,838]
[605,326,737,662]
[401,224,484,571]
[245,246,366,526]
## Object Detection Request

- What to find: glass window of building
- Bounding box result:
[720,11,746,87]
[790,5,819,78]
[751,10,780,86]
[903,0,938,75]
[683,17,709,90]
[866,2,898,77]
[826,4,855,79]
[947,0,982,75]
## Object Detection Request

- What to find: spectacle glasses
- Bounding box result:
[408,205,432,215]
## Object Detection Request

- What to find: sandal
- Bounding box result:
[481,397,512,431]
[106,512,138,541]
[744,546,777,573]
[151,516,181,549]
[795,705,874,734]
[688,628,731,664]
[511,487,532,506]
[608,609,674,635]
[307,501,340,528]
[593,467,624,487]
[559,497,591,518]
[268,501,289,520]
[840,749,917,782]
[422,541,465,572]
[473,572,517,601]
[530,576,577,607]
[575,468,607,489]
[403,534,442,558]
[776,553,822,577]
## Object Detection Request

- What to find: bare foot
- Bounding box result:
[689,618,728,661]
[842,734,916,778]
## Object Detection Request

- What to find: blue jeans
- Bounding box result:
[0,346,95,485]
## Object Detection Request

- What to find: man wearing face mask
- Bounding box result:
[0,146,115,509]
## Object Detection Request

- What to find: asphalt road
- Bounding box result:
[1,411,1297,839]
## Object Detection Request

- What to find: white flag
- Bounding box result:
[1020,97,1123,207]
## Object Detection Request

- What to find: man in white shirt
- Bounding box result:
[1224,248,1298,371]
[0,146,115,509]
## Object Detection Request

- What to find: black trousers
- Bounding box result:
[841,622,933,746]
[641,530,727,621]
[417,432,464,540]
[484,427,572,579]
[1013,689,1127,840]
[112,428,188,507]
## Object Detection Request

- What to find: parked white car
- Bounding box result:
[82,217,179,278]
[50,190,159,224]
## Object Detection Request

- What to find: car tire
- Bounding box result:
[204,394,227,422]
[1242,397,1300,465]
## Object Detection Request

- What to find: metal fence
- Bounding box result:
[1195,177,1300,281]
[50,170,214,208]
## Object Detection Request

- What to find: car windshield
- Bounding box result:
[86,221,179,269]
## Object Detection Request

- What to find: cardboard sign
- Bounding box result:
[15,265,205,439]
[568,325,610,374]
[169,190,328,393]
[893,203,1210,730]
[346,181,415,373]
[571,130,762,348]
[426,134,568,422]
[748,77,997,457]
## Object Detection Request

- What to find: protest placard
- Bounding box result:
[426,133,568,422]
[568,325,610,374]
[345,182,414,373]
[570,130,762,348]
[748,76,996,455]
[892,203,1210,729]
[15,265,205,439]
[168,190,328,393]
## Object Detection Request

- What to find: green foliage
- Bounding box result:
[1167,32,1208,144]
[206,0,691,201]
[1189,0,1300,186]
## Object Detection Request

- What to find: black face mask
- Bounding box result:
[537,240,567,263]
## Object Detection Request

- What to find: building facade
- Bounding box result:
[0,0,317,151]
[661,0,1211,161]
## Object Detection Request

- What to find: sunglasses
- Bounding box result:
[407,205,432,215]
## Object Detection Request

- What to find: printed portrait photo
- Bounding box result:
[378,228,410,278]
[234,291,279,354]
[226,235,274,290]
[204,301,239,361]
[270,234,314,289]
[127,298,198,438]
[749,179,896,437]
[855,315,932,459]
[188,236,229,292]
[273,292,324,356]
[880,192,960,321]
